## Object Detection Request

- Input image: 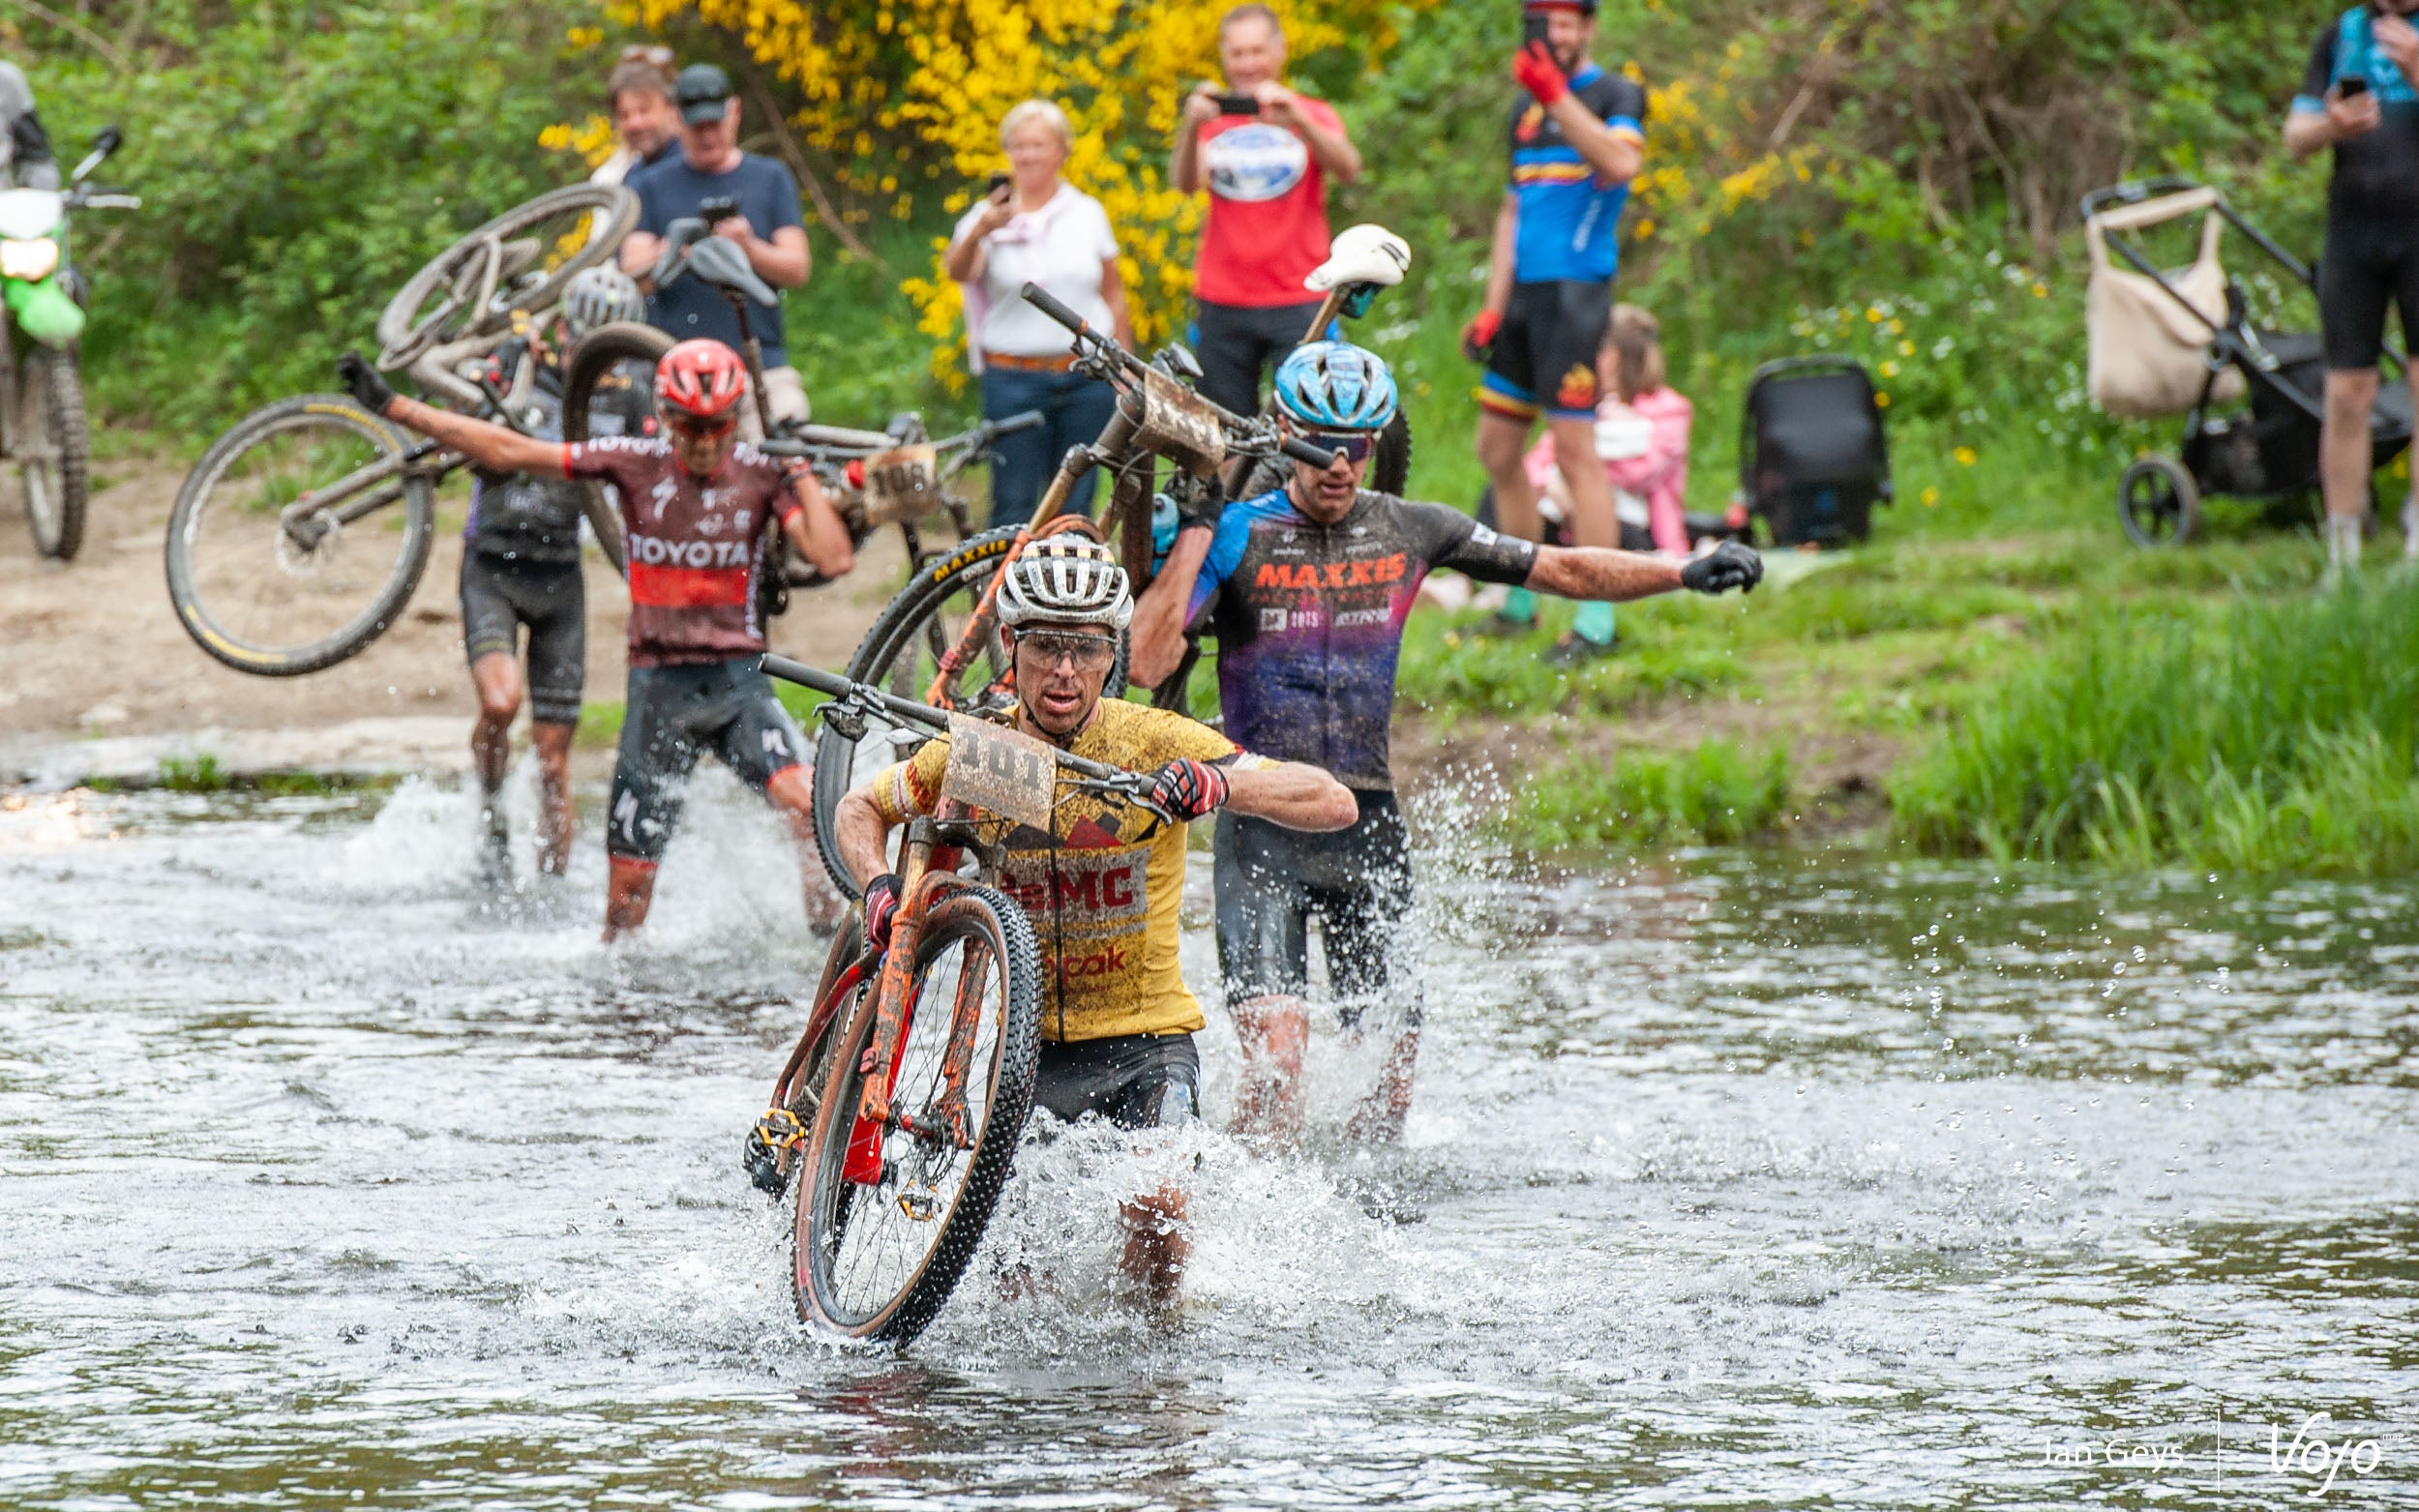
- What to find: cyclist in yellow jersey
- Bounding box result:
[830,536,1356,1302]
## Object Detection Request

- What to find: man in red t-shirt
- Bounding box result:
[337,341,855,941]
[1170,3,1362,417]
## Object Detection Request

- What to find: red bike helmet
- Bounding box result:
[655,339,747,424]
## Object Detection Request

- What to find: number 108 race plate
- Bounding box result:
[940,714,1059,829]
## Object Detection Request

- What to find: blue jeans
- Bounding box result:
[981,366,1117,528]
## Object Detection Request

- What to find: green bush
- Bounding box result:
[1893,577,2419,872]
[1514,740,1791,850]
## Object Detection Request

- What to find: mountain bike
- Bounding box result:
[748,654,1177,1345]
[805,282,1342,897]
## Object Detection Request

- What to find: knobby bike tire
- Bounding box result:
[375,185,640,361]
[810,525,1129,899]
[164,394,435,677]
[24,344,87,560]
[558,319,673,577]
[792,883,1042,1344]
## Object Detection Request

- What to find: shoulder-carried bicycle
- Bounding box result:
[746,653,1176,1345]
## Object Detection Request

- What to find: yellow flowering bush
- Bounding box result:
[615,0,1432,386]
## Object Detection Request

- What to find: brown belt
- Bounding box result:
[986,351,1077,372]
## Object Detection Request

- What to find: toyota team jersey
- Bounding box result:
[1193,95,1345,308]
[870,699,1262,1042]
[1185,489,1540,790]
[1508,62,1647,285]
[559,436,801,667]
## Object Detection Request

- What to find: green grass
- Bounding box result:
[1892,573,2419,873]
[1511,741,1793,851]
[157,755,230,792]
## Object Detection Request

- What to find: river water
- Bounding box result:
[1,776,2411,1508]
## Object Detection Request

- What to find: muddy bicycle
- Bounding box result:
[805,284,1346,897]
[746,654,1177,1345]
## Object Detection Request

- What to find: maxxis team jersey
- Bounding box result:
[2295,9,2419,224]
[1185,488,1539,790]
[869,699,1261,1043]
[1508,62,1647,285]
[559,436,802,667]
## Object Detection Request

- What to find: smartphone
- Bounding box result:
[1523,12,1551,49]
[2340,75,2372,99]
[699,195,743,226]
[986,170,1011,198]
[1214,93,1262,116]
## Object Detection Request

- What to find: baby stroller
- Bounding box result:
[1738,356,1893,547]
[2081,176,2411,547]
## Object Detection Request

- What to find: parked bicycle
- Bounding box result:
[3,125,135,560]
[746,653,1177,1345]
[805,281,1344,897]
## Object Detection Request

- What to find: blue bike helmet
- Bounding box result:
[1272,341,1399,432]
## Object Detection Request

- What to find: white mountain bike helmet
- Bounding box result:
[996,536,1134,632]
[561,265,646,339]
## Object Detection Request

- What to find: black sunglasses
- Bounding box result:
[1300,430,1377,465]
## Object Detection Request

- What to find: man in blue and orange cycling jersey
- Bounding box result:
[337,340,855,940]
[1132,343,1760,1146]
[1464,0,1647,662]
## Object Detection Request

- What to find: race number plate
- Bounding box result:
[861,444,942,527]
[1135,368,1227,478]
[941,714,1059,830]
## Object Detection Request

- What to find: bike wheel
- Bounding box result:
[809,525,1129,898]
[164,395,436,676]
[376,185,640,369]
[559,319,673,577]
[793,883,1042,1344]
[18,343,88,560]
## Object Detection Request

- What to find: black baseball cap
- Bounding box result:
[676,63,733,125]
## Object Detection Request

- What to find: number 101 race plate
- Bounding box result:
[941,714,1059,829]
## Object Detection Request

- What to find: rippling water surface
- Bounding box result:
[1,777,2412,1508]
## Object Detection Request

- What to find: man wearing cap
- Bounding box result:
[1465,0,1648,663]
[619,63,813,429]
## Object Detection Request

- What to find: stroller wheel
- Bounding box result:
[2118,457,2200,548]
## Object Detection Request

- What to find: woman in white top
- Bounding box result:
[943,99,1135,525]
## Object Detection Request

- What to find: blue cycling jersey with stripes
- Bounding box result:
[2293,7,2419,222]
[1508,62,1648,284]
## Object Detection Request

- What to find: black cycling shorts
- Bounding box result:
[1031,1032,1201,1130]
[1480,280,1614,422]
[460,552,584,726]
[2321,217,2419,372]
[607,661,808,864]
[1212,788,1418,1029]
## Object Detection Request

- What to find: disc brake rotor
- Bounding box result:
[274,513,343,577]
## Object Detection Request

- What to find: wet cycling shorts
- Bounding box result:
[1212,789,1418,1029]
[460,553,584,726]
[2321,216,2419,371]
[607,660,807,864]
[1031,1032,1201,1130]
[1480,280,1614,423]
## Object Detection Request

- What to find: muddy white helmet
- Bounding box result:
[561,265,646,339]
[996,536,1134,632]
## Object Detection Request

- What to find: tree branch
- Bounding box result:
[735,62,883,268]
[2,0,130,70]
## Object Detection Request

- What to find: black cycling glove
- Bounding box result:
[336,352,397,417]
[1680,540,1764,595]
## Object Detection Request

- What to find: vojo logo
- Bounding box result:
[1207,123,1309,203]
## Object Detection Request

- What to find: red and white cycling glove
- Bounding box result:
[1511,40,1568,106]
[1149,758,1230,822]
[861,873,902,955]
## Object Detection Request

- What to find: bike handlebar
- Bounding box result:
[757,654,1148,789]
[1280,435,1340,470]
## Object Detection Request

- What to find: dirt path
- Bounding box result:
[0,450,905,784]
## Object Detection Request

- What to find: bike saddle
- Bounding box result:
[1304,223,1412,292]
[677,233,780,307]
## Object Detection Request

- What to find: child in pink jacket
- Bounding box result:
[1522,306,1694,558]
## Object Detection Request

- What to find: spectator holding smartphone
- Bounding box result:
[2287,0,2419,573]
[944,100,1136,527]
[619,64,813,429]
[1170,3,1362,417]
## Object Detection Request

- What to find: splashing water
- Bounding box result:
[0,780,2411,1508]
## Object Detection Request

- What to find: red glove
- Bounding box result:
[1149,758,1230,822]
[1512,39,1568,106]
[1461,309,1502,363]
[861,873,902,954]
